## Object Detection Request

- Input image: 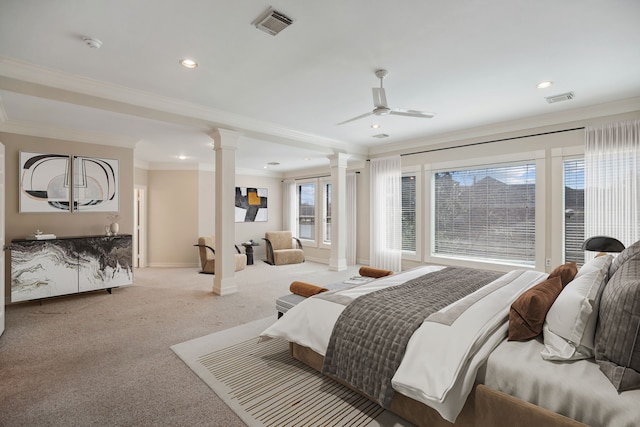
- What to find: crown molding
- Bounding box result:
[0,56,366,155]
[0,117,139,148]
[142,161,283,177]
[369,97,640,156]
[0,94,7,123]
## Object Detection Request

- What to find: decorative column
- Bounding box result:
[210,128,239,295]
[328,152,350,271]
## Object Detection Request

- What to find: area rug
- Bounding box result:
[171,317,412,427]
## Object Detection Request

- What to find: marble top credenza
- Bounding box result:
[10,235,133,303]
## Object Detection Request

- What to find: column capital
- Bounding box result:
[328,152,351,168]
[210,128,240,150]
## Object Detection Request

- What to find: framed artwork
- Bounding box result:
[235,187,268,222]
[19,152,71,212]
[72,156,119,212]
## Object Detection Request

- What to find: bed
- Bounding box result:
[260,240,640,427]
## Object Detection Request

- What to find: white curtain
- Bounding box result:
[370,156,402,271]
[585,120,640,249]
[282,179,296,233]
[346,173,357,265]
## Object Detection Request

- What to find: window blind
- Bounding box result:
[433,164,536,265]
[401,175,416,252]
[564,159,585,265]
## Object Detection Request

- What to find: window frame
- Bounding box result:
[424,150,546,271]
[296,178,318,247]
[550,146,585,267]
[401,166,422,262]
[319,177,332,249]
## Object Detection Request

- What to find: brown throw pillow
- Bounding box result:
[548,262,578,287]
[508,276,563,341]
[289,281,328,298]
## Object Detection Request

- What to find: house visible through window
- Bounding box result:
[564,159,584,264]
[433,163,536,266]
[402,175,416,252]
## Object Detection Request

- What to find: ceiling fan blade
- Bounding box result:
[337,111,373,125]
[390,108,435,119]
[372,87,388,108]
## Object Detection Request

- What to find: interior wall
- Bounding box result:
[1,132,134,297]
[146,169,199,267]
[140,168,283,267]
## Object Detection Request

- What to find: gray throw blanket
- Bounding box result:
[321,267,503,408]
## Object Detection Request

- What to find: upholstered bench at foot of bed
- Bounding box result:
[276,267,393,318]
[276,293,307,317]
[276,281,350,318]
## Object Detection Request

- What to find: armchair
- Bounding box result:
[263,231,305,265]
[194,236,247,274]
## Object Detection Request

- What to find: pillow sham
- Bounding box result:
[541,255,613,361]
[548,261,578,287]
[508,276,563,341]
[594,251,640,391]
[609,239,640,278]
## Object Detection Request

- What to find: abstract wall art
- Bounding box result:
[235,187,268,222]
[72,156,119,212]
[19,152,72,212]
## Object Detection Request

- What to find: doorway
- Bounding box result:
[134,186,147,268]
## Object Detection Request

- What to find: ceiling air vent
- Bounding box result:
[372,133,389,139]
[545,92,575,104]
[252,7,293,36]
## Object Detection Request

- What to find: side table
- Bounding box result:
[241,241,260,265]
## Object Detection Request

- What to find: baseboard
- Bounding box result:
[146,262,199,268]
[303,256,329,264]
[357,257,370,266]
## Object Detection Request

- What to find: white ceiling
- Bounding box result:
[1,0,639,174]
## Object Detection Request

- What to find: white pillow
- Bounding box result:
[541,255,612,361]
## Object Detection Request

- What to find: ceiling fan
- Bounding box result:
[337,69,435,125]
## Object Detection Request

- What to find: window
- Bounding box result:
[433,163,536,265]
[564,159,584,264]
[296,179,331,247]
[323,182,332,244]
[402,175,416,252]
[297,182,315,241]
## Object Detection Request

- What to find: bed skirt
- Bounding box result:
[289,342,588,427]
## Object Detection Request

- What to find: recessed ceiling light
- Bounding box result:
[179,58,198,69]
[178,155,187,160]
[536,81,553,89]
[371,124,380,129]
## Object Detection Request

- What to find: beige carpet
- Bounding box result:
[0,261,364,427]
[172,318,413,427]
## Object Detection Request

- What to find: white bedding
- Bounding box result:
[260,265,549,422]
[480,338,640,427]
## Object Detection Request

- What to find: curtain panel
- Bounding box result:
[584,120,640,251]
[370,156,402,271]
[282,179,296,233]
[346,173,357,265]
